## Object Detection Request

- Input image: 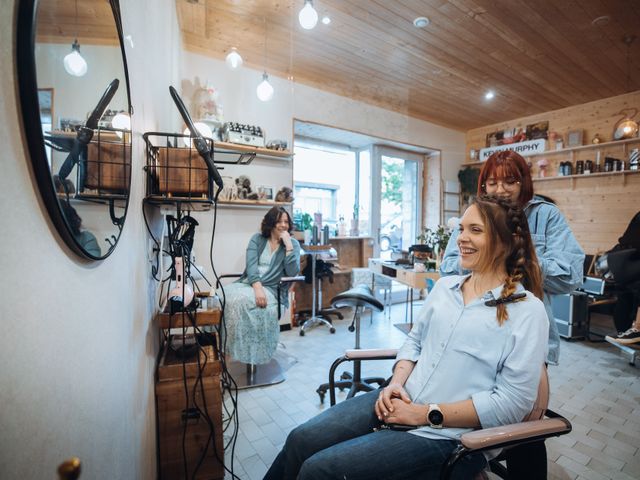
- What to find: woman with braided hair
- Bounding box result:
[441,150,584,479]
[264,196,548,480]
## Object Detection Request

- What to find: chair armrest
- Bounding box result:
[345,348,398,360]
[280,275,305,285]
[460,416,572,450]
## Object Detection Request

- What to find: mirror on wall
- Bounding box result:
[17,0,132,260]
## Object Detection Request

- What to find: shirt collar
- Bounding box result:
[450,274,526,301]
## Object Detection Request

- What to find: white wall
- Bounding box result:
[0,0,180,478]
[181,52,466,281]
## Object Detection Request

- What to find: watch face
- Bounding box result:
[428,408,444,426]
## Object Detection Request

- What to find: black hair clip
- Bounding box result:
[484,292,527,307]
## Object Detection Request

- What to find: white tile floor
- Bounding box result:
[222,307,640,480]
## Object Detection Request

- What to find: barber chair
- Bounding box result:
[325,349,572,479]
[217,274,304,389]
[316,285,386,403]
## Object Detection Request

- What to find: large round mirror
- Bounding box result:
[17,0,132,260]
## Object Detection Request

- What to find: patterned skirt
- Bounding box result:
[222,282,279,364]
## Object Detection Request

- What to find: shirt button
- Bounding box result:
[432,363,435,367]
[441,342,445,347]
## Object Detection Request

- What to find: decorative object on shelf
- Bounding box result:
[554,137,563,150]
[225,47,243,70]
[612,108,639,140]
[275,186,294,202]
[257,185,274,201]
[592,133,602,144]
[222,122,265,147]
[584,160,593,174]
[220,176,238,201]
[193,82,223,128]
[469,148,478,161]
[536,158,549,177]
[629,149,639,171]
[298,0,318,30]
[595,150,602,172]
[525,121,549,140]
[235,175,259,200]
[567,129,584,147]
[266,139,288,151]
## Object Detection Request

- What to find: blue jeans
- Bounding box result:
[263,390,486,480]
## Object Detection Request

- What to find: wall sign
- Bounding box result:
[479,138,547,161]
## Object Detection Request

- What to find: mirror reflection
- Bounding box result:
[33,0,131,259]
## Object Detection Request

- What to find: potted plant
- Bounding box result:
[416,225,452,263]
[299,213,313,244]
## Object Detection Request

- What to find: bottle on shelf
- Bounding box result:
[629,148,639,171]
[595,150,602,172]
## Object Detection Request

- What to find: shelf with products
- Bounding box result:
[217,200,293,208]
[215,140,293,161]
[462,137,640,167]
[533,169,640,189]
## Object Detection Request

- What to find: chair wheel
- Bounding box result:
[330,327,336,334]
[300,330,305,336]
[348,325,355,332]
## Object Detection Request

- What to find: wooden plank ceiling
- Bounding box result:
[36,0,640,131]
[179,0,640,131]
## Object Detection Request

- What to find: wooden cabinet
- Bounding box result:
[155,309,224,480]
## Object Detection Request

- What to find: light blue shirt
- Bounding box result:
[440,197,585,365]
[395,274,549,441]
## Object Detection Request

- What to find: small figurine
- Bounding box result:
[275,186,294,203]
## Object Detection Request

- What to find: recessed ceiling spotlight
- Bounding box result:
[413,16,430,28]
[484,90,495,100]
[591,15,610,27]
[322,15,331,25]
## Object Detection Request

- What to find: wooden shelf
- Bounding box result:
[217,200,293,208]
[533,169,640,183]
[215,140,293,160]
[462,137,640,167]
[155,308,221,329]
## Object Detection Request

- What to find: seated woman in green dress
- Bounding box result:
[223,206,301,364]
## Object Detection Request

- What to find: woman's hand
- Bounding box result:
[375,382,411,420]
[253,282,268,308]
[384,400,427,426]
[279,230,293,252]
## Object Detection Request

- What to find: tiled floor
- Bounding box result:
[222,306,640,480]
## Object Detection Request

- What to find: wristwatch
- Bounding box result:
[427,404,444,429]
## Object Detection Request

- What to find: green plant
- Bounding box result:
[300,213,313,231]
[416,225,452,252]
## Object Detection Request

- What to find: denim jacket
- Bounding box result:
[440,197,585,365]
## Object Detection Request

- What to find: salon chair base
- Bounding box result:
[226,358,285,389]
[316,359,387,403]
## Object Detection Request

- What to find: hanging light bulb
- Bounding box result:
[256,72,274,102]
[63,39,87,77]
[182,122,213,147]
[298,0,318,30]
[111,112,131,139]
[225,47,243,70]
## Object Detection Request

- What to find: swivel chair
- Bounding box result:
[316,284,385,403]
[325,349,572,479]
[217,273,304,388]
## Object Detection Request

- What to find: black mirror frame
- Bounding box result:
[16,0,133,260]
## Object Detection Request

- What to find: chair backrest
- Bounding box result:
[522,364,549,422]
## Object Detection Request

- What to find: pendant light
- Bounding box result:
[256,18,274,102]
[225,47,243,70]
[63,0,87,77]
[612,35,639,140]
[298,0,318,30]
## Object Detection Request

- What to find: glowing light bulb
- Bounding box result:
[298,0,318,30]
[182,122,213,147]
[225,48,243,69]
[256,72,274,102]
[111,112,131,139]
[484,90,495,100]
[63,40,87,77]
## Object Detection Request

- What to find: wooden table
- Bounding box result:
[368,259,440,331]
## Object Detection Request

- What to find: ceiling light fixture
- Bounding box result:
[225,47,243,69]
[484,90,495,100]
[256,18,274,102]
[63,0,87,77]
[322,16,331,25]
[413,16,430,28]
[299,0,318,30]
